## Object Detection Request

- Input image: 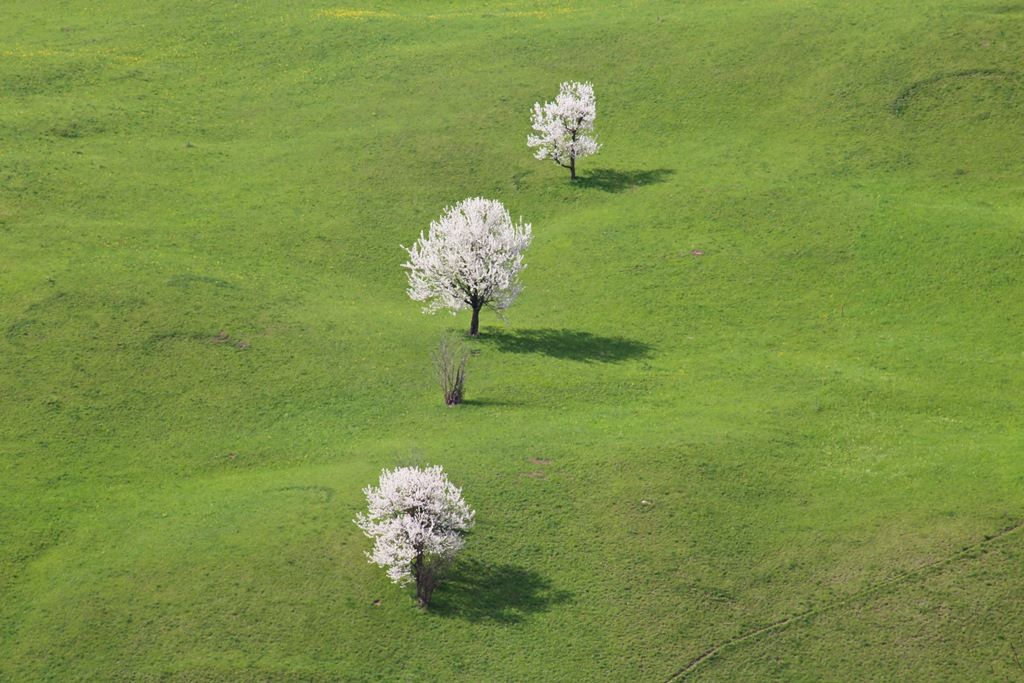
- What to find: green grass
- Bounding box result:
[1,0,1022,680]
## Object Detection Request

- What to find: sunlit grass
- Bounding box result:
[1,0,1021,680]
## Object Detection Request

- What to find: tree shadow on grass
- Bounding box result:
[482,328,653,363]
[575,168,674,193]
[431,559,573,624]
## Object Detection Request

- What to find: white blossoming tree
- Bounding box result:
[402,197,532,337]
[355,465,475,608]
[528,81,600,180]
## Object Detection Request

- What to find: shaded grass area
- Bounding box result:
[0,0,1022,680]
[480,327,654,363]
[575,168,676,193]
[430,559,574,624]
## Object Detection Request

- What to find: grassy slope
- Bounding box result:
[1,1,1022,680]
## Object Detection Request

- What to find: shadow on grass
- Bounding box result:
[482,328,653,363]
[432,559,573,623]
[575,168,674,192]
[459,398,522,407]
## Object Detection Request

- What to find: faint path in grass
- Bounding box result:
[889,69,1021,116]
[166,274,236,289]
[267,484,335,502]
[314,7,579,21]
[5,318,37,344]
[664,518,1024,682]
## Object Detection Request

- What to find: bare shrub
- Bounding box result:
[433,335,469,406]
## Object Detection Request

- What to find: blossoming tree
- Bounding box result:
[355,465,475,608]
[527,81,600,180]
[403,197,532,337]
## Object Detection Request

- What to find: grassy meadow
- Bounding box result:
[1,1,1023,680]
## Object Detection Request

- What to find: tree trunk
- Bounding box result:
[413,553,436,608]
[417,582,430,608]
[570,124,579,180]
[417,577,435,608]
[469,304,481,337]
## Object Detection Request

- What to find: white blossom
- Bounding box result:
[527,81,600,178]
[402,197,532,336]
[354,466,475,598]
